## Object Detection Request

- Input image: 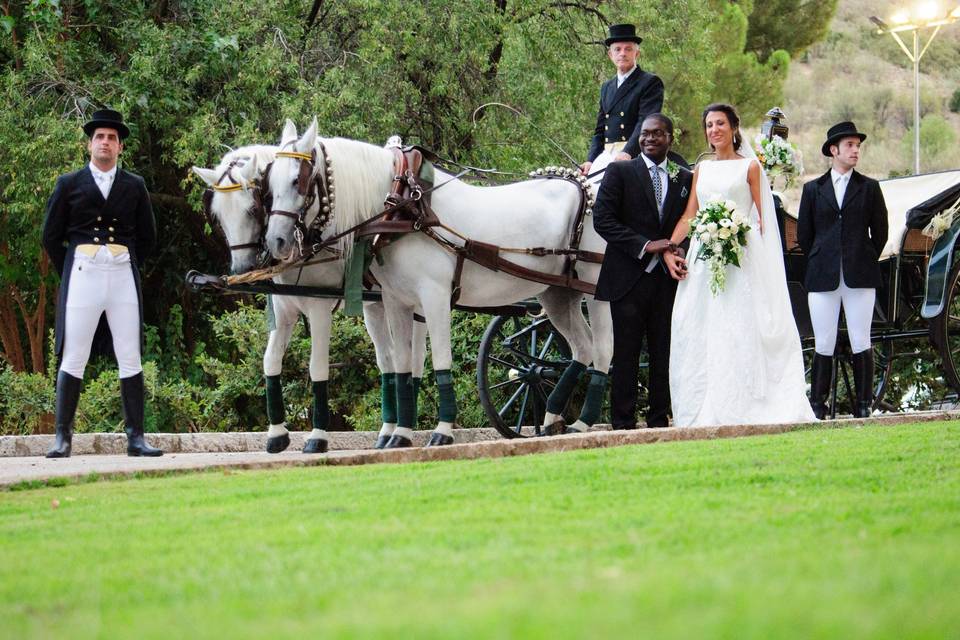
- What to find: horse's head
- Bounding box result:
[192,145,275,274]
[265,118,328,260]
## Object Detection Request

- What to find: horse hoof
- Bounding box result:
[266,433,291,454]
[425,432,454,447]
[374,435,391,449]
[302,438,328,454]
[384,434,412,449]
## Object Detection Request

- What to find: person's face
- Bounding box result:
[607,42,638,74]
[88,127,122,167]
[640,117,672,163]
[704,111,735,150]
[831,137,861,170]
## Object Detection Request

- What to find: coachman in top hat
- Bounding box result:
[797,122,888,418]
[580,23,664,175]
[42,108,162,457]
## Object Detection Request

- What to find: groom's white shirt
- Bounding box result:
[638,154,670,273]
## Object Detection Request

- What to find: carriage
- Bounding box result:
[480,168,960,438]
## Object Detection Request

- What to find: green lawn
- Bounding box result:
[2,422,958,639]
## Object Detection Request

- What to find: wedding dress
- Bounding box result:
[669,155,816,426]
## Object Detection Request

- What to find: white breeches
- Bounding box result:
[808,272,875,356]
[60,248,142,379]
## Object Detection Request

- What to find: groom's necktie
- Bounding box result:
[650,165,664,219]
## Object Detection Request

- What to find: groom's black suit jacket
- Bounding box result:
[796,169,888,292]
[593,156,693,302]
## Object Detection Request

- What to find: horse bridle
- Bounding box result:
[202,160,270,253]
[266,141,335,256]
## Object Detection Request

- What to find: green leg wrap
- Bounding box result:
[435,369,457,423]
[546,360,587,415]
[381,373,398,424]
[311,380,329,430]
[577,369,608,426]
[411,377,422,425]
[396,372,415,428]
[265,375,285,424]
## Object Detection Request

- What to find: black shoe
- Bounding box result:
[810,353,833,420]
[303,438,328,454]
[612,423,638,431]
[47,371,82,459]
[644,422,667,429]
[562,427,584,435]
[541,420,566,437]
[384,434,413,449]
[851,349,874,419]
[266,433,291,454]
[374,434,392,449]
[121,373,163,457]
[426,432,454,447]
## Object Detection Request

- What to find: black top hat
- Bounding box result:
[821,121,866,157]
[83,109,130,140]
[605,23,642,46]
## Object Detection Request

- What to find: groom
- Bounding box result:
[593,113,692,428]
[797,121,888,418]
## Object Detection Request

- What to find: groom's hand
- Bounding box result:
[644,239,673,254]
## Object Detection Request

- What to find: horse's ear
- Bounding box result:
[192,167,218,186]
[238,155,259,183]
[297,118,318,153]
[281,119,298,146]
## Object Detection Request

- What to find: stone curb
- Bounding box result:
[2,410,956,490]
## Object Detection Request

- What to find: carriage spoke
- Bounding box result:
[516,386,532,430]
[538,332,557,360]
[498,384,526,418]
[490,378,523,391]
[488,355,521,370]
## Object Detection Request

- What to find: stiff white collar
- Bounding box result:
[89,162,117,182]
[641,154,668,172]
[616,65,637,87]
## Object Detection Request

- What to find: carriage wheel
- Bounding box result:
[802,339,893,416]
[477,314,572,439]
[931,258,960,393]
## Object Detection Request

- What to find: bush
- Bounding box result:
[901,114,958,165]
[950,88,960,114]
[0,366,54,435]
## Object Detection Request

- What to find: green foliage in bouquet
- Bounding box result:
[689,196,752,295]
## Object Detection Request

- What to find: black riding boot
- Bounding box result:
[851,349,874,418]
[46,371,83,458]
[809,354,832,420]
[121,373,163,457]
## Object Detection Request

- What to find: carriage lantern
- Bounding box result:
[761,107,789,141]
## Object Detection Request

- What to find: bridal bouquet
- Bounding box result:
[754,134,803,188]
[689,195,751,295]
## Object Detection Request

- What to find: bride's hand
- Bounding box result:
[663,251,687,281]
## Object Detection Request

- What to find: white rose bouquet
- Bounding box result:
[689,195,751,295]
[754,134,803,188]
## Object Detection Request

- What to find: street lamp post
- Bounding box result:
[870,3,960,175]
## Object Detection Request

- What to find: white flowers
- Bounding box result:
[753,134,803,188]
[688,195,752,295]
[922,196,960,241]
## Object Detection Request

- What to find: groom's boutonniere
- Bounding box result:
[666,160,681,182]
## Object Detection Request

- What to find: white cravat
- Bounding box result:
[616,65,637,88]
[831,168,850,209]
[89,162,117,200]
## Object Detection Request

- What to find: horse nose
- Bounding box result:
[269,236,286,258]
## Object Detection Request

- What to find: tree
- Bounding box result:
[745,0,839,63]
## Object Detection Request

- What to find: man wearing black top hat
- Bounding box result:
[579,23,664,176]
[797,122,888,419]
[42,108,161,457]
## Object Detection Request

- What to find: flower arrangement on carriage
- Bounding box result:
[753,134,803,188]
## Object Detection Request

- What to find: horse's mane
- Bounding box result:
[318,137,395,255]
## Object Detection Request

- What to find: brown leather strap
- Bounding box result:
[451,252,466,305]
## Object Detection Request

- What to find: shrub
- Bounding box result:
[950,88,960,114]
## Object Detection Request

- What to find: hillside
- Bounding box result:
[781,0,960,181]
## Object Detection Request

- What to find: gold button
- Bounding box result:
[605,126,609,131]
[605,138,611,143]
[620,111,624,116]
[621,136,626,141]
[93,237,100,242]
[605,114,609,119]
[620,124,625,129]
[97,216,102,221]
[108,237,114,242]
[94,227,100,231]
[108,227,114,232]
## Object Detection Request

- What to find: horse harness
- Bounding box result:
[263,143,603,300]
[202,159,269,253]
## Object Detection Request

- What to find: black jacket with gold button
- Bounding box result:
[41,165,157,360]
[586,68,664,163]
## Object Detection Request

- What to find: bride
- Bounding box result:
[663,103,815,427]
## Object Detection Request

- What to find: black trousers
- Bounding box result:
[609,267,677,428]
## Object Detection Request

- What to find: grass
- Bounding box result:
[2,422,958,639]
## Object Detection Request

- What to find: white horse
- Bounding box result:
[264,120,613,448]
[192,142,426,452]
